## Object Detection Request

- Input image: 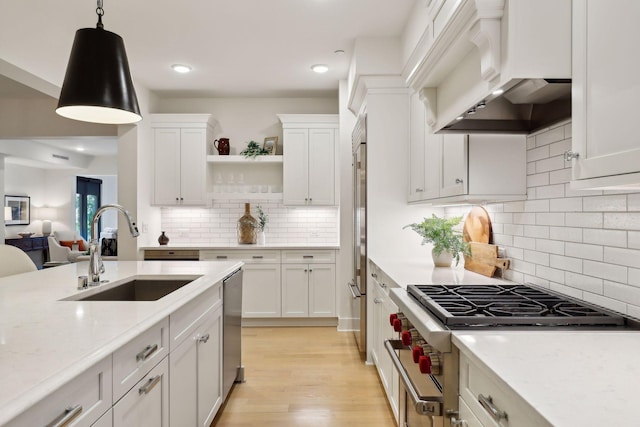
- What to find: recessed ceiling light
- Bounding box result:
[311,64,329,74]
[76,147,85,152]
[172,64,192,73]
[492,89,504,96]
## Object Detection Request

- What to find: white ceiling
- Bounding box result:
[0,0,417,99]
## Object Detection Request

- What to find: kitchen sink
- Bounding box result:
[64,276,202,301]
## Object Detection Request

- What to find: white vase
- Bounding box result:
[257,231,266,245]
[432,249,453,267]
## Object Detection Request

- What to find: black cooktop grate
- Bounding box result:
[407,284,628,328]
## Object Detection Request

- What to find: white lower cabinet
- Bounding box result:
[92,409,112,427]
[170,304,223,427]
[281,263,336,317]
[458,352,551,427]
[6,355,113,427]
[368,261,399,421]
[202,249,336,320]
[113,357,169,427]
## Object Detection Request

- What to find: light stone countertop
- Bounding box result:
[373,254,640,427]
[140,243,340,251]
[0,260,242,425]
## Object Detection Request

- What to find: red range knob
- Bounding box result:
[418,355,432,374]
[412,346,424,363]
[393,318,403,332]
[389,313,398,326]
[401,330,412,346]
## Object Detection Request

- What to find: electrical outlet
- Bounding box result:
[141,222,149,233]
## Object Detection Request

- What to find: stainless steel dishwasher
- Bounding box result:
[222,268,244,400]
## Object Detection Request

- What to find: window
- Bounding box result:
[76,176,102,240]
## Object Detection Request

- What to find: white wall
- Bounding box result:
[445,121,640,318]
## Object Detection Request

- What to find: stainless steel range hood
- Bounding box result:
[440,79,571,134]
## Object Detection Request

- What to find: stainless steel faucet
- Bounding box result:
[88,204,140,285]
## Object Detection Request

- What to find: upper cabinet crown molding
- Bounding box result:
[404,0,505,92]
[277,114,339,128]
[150,113,218,130]
[347,75,409,116]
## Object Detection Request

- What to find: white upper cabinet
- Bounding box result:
[279,114,339,206]
[408,91,526,205]
[570,0,640,189]
[151,114,217,206]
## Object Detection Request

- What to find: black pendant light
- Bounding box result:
[56,0,141,124]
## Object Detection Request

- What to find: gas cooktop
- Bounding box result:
[407,284,639,329]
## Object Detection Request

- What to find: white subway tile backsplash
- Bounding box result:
[549,226,583,243]
[628,231,640,249]
[528,146,550,162]
[527,172,550,188]
[524,199,550,212]
[550,197,582,212]
[535,125,565,146]
[535,184,565,200]
[565,212,603,228]
[604,213,640,230]
[583,195,627,212]
[604,281,640,308]
[582,291,628,314]
[549,254,581,273]
[511,259,537,275]
[583,229,627,248]
[603,247,640,269]
[583,260,627,283]
[536,265,565,283]
[513,212,537,225]
[565,272,602,294]
[535,155,565,173]
[627,194,640,211]
[513,236,537,250]
[535,213,565,226]
[503,223,524,236]
[523,225,550,239]
[523,249,550,266]
[549,168,572,185]
[549,139,572,157]
[565,242,603,261]
[536,239,565,255]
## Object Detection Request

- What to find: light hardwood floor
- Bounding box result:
[213,327,396,427]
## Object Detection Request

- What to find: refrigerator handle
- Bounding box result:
[347,280,362,299]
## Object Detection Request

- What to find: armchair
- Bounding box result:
[48,231,88,263]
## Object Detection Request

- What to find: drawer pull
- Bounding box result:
[303,255,314,259]
[252,255,264,259]
[46,404,83,427]
[347,281,361,299]
[139,375,162,395]
[371,273,378,279]
[478,394,508,422]
[198,333,210,343]
[216,255,228,259]
[136,344,158,362]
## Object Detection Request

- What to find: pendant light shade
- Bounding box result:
[57,26,142,124]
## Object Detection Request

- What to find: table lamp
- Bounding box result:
[39,207,57,236]
[4,207,11,222]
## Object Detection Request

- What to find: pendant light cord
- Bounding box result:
[96,0,104,29]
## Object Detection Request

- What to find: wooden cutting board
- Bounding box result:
[464,242,510,277]
[462,206,491,243]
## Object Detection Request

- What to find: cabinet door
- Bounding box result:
[283,128,309,205]
[180,128,207,205]
[571,0,640,183]
[439,134,468,197]
[281,264,309,317]
[113,357,169,427]
[423,129,442,200]
[242,263,281,317]
[169,333,197,426]
[197,305,223,427]
[91,409,112,427]
[308,263,335,317]
[153,128,181,205]
[409,92,426,201]
[308,128,336,205]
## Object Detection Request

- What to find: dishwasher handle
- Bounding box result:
[385,339,442,416]
[347,281,361,299]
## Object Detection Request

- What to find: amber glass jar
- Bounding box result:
[237,203,258,244]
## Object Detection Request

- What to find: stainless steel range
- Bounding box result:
[387,283,640,427]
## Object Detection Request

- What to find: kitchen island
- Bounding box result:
[372,254,640,426]
[0,260,242,426]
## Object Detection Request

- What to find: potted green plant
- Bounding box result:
[240,140,269,158]
[256,205,268,245]
[404,214,470,267]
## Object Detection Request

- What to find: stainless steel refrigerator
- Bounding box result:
[348,114,367,355]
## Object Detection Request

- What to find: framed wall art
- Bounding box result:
[263,136,278,155]
[4,195,30,226]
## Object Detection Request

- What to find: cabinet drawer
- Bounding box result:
[113,318,169,401]
[281,250,335,263]
[201,249,281,263]
[113,357,169,427]
[7,356,112,427]
[459,353,551,427]
[170,282,222,350]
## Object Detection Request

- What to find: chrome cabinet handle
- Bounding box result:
[564,150,580,161]
[455,178,464,184]
[136,343,158,362]
[139,375,161,395]
[415,188,424,192]
[198,333,210,343]
[216,255,228,259]
[379,281,387,289]
[371,273,378,279]
[374,297,383,304]
[252,255,264,259]
[46,404,83,427]
[347,281,361,299]
[303,255,314,259]
[385,340,442,416]
[478,394,508,422]
[450,416,467,427]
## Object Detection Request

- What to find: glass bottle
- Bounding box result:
[237,203,257,244]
